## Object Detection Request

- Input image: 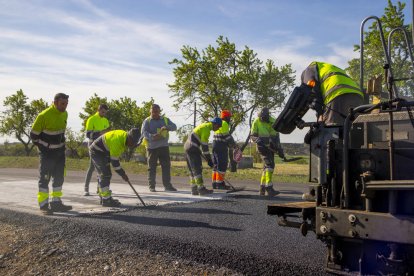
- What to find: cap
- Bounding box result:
[127,128,141,146]
[220,110,232,119]
[259,107,269,117]
[210,117,222,127]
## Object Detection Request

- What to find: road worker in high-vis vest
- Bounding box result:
[30,93,72,215]
[301,61,364,126]
[301,61,364,201]
[212,110,238,190]
[250,107,280,197]
[184,118,222,196]
[89,128,140,207]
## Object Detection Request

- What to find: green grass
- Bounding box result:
[0,156,309,183]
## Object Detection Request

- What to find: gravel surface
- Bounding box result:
[0,194,328,275]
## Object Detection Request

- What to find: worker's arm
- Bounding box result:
[30,114,44,149]
[164,117,177,131]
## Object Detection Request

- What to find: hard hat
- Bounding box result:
[210,117,222,127]
[127,128,141,146]
[220,110,232,119]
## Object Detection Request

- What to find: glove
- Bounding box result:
[121,174,129,182]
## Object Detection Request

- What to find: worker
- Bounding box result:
[301,61,364,126]
[30,93,72,215]
[250,107,280,197]
[212,110,238,190]
[184,118,222,196]
[89,128,140,207]
[83,104,110,196]
[301,61,364,201]
[141,104,177,192]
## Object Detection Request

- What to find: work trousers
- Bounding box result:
[185,146,204,186]
[146,146,172,189]
[37,148,65,208]
[212,141,228,184]
[84,155,95,191]
[90,149,112,199]
[257,145,275,186]
[212,141,228,173]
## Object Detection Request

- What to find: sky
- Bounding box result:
[0,0,410,143]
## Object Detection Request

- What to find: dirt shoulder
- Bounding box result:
[0,220,239,276]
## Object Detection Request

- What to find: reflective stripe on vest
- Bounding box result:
[315,62,363,104]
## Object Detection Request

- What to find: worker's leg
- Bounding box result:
[146,147,159,191]
[215,144,229,189]
[84,156,95,195]
[38,151,53,210]
[187,147,212,195]
[91,151,112,200]
[258,147,279,196]
[49,149,72,212]
[158,146,175,190]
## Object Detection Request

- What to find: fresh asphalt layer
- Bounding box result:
[0,168,327,275]
[0,168,310,216]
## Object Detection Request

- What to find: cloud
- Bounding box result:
[0,0,363,144]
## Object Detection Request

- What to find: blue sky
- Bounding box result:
[0,0,409,143]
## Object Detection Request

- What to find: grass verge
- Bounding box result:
[0,156,308,183]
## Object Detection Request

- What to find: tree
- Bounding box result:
[347,0,414,97]
[176,124,194,144]
[0,90,48,156]
[168,36,295,151]
[65,128,85,158]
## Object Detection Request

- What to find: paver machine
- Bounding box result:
[267,12,414,275]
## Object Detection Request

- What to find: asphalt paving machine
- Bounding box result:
[267,14,414,275]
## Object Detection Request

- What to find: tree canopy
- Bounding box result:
[346,0,414,97]
[168,36,295,145]
[79,93,154,131]
[0,90,48,156]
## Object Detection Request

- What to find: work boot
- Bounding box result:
[50,201,73,212]
[198,186,213,196]
[165,186,177,192]
[102,197,122,207]
[149,187,156,192]
[84,191,90,196]
[212,183,217,189]
[265,186,280,197]
[259,185,266,196]
[40,204,53,215]
[191,186,199,196]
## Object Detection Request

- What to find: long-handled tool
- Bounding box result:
[127,180,146,206]
[224,179,245,193]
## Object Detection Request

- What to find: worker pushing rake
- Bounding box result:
[89,128,145,207]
